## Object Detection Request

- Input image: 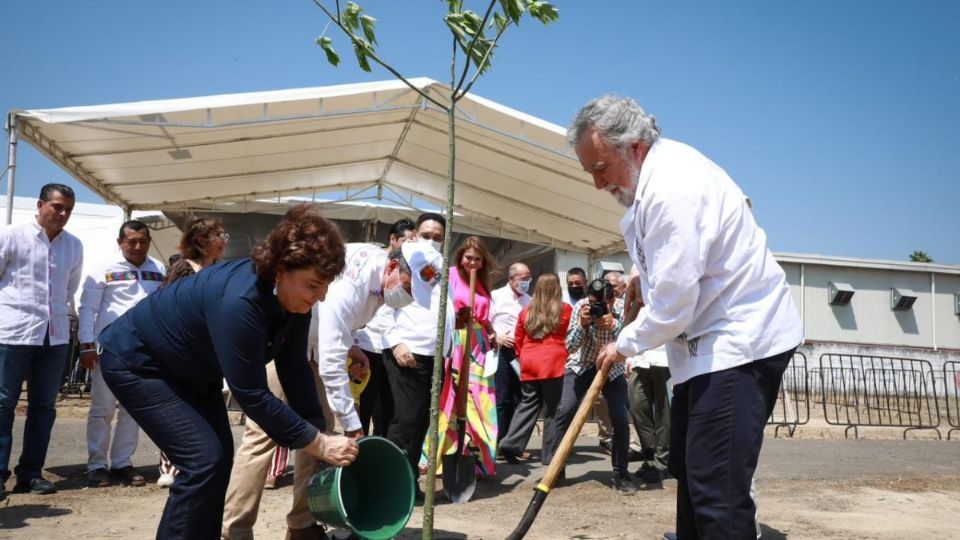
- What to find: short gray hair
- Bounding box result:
[508,262,529,279]
[567,95,661,149]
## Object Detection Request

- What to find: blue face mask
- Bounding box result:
[517,279,531,294]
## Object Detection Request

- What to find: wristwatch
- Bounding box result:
[79,342,96,353]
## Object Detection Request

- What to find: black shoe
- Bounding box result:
[663,534,678,540]
[112,466,146,487]
[13,476,57,495]
[499,449,521,464]
[0,481,5,501]
[87,467,111,488]
[599,440,612,456]
[613,472,637,495]
[634,464,663,490]
[627,448,643,462]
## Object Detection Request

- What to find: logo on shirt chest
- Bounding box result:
[635,238,647,275]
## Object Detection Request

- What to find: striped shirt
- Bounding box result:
[565,297,625,380]
[0,222,83,346]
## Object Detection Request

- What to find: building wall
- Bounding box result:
[779,261,960,353]
[935,274,960,349]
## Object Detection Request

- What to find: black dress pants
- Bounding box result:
[382,348,437,482]
[670,349,793,540]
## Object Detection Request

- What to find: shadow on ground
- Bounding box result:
[0,503,73,529]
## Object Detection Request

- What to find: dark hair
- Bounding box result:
[388,218,416,243]
[453,235,498,293]
[416,212,446,231]
[39,183,75,201]
[251,203,346,283]
[118,220,150,240]
[179,217,224,262]
[567,267,587,279]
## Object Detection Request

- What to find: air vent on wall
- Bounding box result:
[828,282,855,305]
[890,288,917,311]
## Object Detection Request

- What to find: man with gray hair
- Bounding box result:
[489,262,532,448]
[576,96,803,539]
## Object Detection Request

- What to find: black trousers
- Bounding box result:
[629,365,671,471]
[382,348,437,482]
[357,349,393,437]
[493,345,521,444]
[670,349,793,540]
[499,377,563,464]
[554,367,630,474]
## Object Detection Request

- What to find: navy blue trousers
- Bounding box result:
[101,349,233,540]
[670,349,793,540]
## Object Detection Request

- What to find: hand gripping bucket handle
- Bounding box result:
[307,436,415,540]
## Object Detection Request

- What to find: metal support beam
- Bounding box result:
[5,114,18,225]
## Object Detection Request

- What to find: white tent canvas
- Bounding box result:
[10,78,626,256]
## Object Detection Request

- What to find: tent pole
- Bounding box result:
[5,114,18,225]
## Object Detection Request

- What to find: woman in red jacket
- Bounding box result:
[498,273,572,465]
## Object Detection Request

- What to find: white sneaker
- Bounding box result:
[157,473,175,488]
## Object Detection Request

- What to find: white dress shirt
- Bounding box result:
[0,222,83,346]
[313,243,388,432]
[615,138,803,385]
[354,303,394,353]
[77,253,166,344]
[489,284,530,339]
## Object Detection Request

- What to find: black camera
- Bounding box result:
[587,278,614,319]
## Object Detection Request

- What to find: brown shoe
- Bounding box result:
[285,524,330,540]
[112,466,146,487]
[264,475,278,490]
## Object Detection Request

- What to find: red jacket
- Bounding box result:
[514,303,572,381]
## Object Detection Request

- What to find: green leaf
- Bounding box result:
[492,12,508,32]
[352,38,372,72]
[343,1,362,32]
[525,1,559,24]
[498,0,524,24]
[461,10,483,35]
[316,36,341,67]
[444,13,471,47]
[360,14,377,45]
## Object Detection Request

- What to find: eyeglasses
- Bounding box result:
[217,233,230,242]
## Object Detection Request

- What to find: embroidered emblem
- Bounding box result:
[140,271,165,281]
[635,238,647,274]
[676,332,699,357]
[105,271,138,283]
[419,264,440,286]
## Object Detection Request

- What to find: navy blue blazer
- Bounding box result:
[99,258,323,449]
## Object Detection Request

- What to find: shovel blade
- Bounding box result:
[441,452,477,504]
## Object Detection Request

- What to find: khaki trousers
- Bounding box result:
[221,361,335,539]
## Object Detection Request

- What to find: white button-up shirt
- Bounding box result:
[489,284,530,339]
[0,222,83,346]
[77,253,166,344]
[615,138,803,385]
[313,243,389,432]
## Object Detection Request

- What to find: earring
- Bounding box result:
[273,282,278,296]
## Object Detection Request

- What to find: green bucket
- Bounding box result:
[307,436,414,540]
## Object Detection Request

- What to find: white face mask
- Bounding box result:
[384,284,414,309]
[427,239,442,253]
[517,279,531,294]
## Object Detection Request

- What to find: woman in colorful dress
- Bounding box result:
[431,235,499,476]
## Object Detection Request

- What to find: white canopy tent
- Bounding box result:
[6,78,627,257]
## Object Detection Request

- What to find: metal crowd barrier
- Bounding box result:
[768,351,810,437]
[944,361,960,440]
[58,317,90,400]
[819,353,941,439]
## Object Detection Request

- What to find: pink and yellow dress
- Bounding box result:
[423,267,498,476]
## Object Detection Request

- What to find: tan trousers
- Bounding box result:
[221,361,335,539]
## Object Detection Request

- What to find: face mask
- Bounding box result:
[568,286,585,302]
[384,284,414,309]
[428,240,442,253]
[517,279,531,295]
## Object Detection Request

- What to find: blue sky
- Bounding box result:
[2,1,957,263]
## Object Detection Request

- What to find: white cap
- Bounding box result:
[401,241,443,307]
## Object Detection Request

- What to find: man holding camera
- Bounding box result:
[553,278,636,495]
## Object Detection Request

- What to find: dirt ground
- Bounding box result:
[1,401,958,539]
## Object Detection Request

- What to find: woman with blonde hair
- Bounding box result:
[430,235,500,477]
[498,273,572,465]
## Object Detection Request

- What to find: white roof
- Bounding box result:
[12,78,625,254]
[774,252,960,275]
